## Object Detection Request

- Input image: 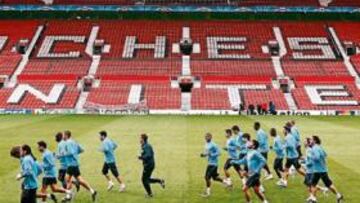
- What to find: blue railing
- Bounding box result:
[0,5,359,13]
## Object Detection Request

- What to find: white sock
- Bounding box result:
[120,183,125,188]
[241,178,247,185]
[336,193,342,198]
[46,194,51,198]
[108,180,114,185]
[260,185,265,192]
[206,187,211,195]
[90,188,95,194]
[310,194,316,200]
[318,186,327,191]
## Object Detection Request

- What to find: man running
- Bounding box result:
[270,128,285,184]
[281,126,305,187]
[138,134,165,198]
[99,131,126,192]
[63,130,97,202]
[290,120,302,159]
[254,122,273,180]
[308,136,344,203]
[223,129,242,186]
[16,145,43,203]
[37,141,72,202]
[55,132,68,189]
[201,133,230,197]
[232,140,269,203]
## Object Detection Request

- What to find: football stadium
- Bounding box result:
[0,1,359,203]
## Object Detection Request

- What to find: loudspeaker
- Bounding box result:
[180,38,193,55]
[16,39,29,54]
[93,40,104,55]
[178,76,193,92]
[83,77,93,92]
[344,41,356,56]
[268,40,280,56]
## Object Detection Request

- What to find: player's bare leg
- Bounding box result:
[242,186,251,203]
[254,185,268,202]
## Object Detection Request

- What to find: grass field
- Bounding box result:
[0,115,359,203]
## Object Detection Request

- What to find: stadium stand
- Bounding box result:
[0,75,80,109]
[0,20,39,77]
[291,76,360,110]
[86,76,181,109]
[331,22,360,76]
[0,20,359,112]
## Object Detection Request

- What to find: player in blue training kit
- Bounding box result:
[307,136,344,203]
[223,129,242,186]
[254,122,273,180]
[269,128,285,185]
[16,145,39,203]
[304,138,315,191]
[99,131,126,192]
[201,133,230,197]
[63,130,97,202]
[231,125,247,160]
[282,126,305,187]
[37,141,73,202]
[290,120,302,159]
[17,145,55,203]
[231,140,269,203]
[55,132,80,193]
[303,138,329,200]
[55,132,69,189]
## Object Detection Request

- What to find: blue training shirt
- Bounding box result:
[291,126,301,147]
[225,137,239,159]
[204,141,220,166]
[64,139,84,167]
[100,137,118,164]
[285,133,299,159]
[235,132,247,155]
[256,129,269,153]
[20,155,38,190]
[304,147,314,174]
[310,144,328,173]
[273,135,285,159]
[56,140,68,170]
[232,149,266,176]
[42,149,57,178]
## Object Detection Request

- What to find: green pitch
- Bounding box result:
[0,115,359,203]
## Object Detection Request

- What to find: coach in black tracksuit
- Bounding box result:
[138,134,165,197]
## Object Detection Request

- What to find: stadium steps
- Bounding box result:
[85,26,100,58]
[8,25,44,87]
[328,27,360,81]
[75,91,89,109]
[182,56,191,76]
[88,55,101,76]
[181,92,191,111]
[227,87,241,109]
[271,56,284,77]
[128,84,143,104]
[284,93,298,110]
